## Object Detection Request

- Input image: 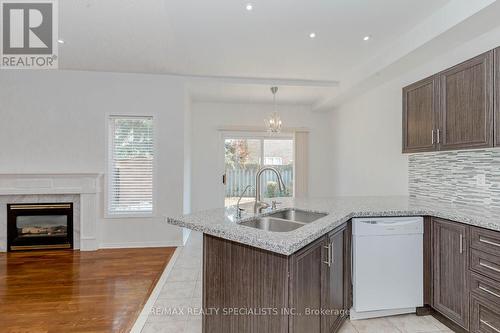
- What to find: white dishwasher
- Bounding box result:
[351,217,423,320]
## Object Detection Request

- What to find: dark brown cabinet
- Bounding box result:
[470,226,500,257]
[289,236,325,333]
[403,50,495,153]
[495,48,500,147]
[470,295,500,333]
[290,224,350,333]
[432,218,470,329]
[402,76,439,153]
[438,51,494,150]
[204,222,351,333]
[469,225,500,333]
[426,222,500,333]
[321,224,350,333]
[203,234,289,333]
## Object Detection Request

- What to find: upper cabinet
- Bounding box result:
[495,48,500,147]
[402,50,496,153]
[402,76,439,153]
[439,51,494,150]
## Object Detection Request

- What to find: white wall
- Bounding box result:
[331,81,408,196]
[331,25,500,196]
[191,102,333,212]
[0,70,187,248]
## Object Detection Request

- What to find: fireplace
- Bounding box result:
[7,203,73,251]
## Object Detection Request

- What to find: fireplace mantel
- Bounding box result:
[0,173,102,195]
[0,173,103,252]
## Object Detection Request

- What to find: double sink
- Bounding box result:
[239,209,328,232]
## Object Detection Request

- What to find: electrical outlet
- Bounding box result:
[476,174,487,187]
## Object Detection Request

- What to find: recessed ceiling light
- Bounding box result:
[245,3,253,11]
[363,35,371,41]
[57,39,65,44]
[309,32,316,39]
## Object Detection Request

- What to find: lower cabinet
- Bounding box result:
[431,219,500,333]
[289,236,325,332]
[470,295,500,333]
[290,223,351,333]
[322,223,351,332]
[432,218,470,329]
[203,223,352,333]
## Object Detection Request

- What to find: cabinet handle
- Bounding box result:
[479,285,500,299]
[480,236,500,248]
[437,129,441,144]
[330,241,334,265]
[480,320,500,333]
[323,244,331,267]
[432,130,435,145]
[460,234,464,254]
[480,260,500,273]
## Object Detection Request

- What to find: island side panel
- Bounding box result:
[344,221,353,311]
[203,234,289,333]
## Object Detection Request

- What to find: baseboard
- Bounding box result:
[99,240,182,249]
[350,307,416,320]
[416,305,433,316]
[80,237,99,251]
[431,310,469,333]
[331,315,349,333]
[129,246,182,333]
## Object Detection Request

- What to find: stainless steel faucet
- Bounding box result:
[254,166,285,213]
[235,185,253,219]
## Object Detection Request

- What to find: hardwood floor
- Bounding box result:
[0,247,175,333]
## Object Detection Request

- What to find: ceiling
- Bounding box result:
[57,0,498,106]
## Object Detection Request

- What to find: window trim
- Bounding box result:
[105,114,157,219]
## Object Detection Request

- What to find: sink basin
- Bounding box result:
[240,217,304,232]
[239,209,328,232]
[268,209,327,223]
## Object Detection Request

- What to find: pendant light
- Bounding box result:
[266,86,282,134]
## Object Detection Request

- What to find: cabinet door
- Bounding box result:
[321,224,349,333]
[471,295,500,333]
[402,76,439,153]
[289,236,326,333]
[495,48,500,147]
[433,218,469,329]
[439,51,494,150]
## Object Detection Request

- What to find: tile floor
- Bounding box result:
[142,232,203,333]
[141,232,454,333]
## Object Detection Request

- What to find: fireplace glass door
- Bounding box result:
[17,215,68,239]
[7,203,73,251]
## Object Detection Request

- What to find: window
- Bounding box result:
[224,135,294,207]
[108,116,154,215]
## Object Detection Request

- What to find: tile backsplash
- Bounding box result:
[408,148,500,209]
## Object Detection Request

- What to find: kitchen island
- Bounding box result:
[167,196,500,333]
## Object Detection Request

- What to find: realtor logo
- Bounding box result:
[1,0,58,69]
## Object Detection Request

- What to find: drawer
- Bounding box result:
[471,249,500,282]
[471,295,500,333]
[471,227,500,257]
[471,272,500,306]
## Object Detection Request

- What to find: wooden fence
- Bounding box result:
[225,167,293,197]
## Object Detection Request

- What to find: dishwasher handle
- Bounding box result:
[354,218,424,236]
[361,219,420,226]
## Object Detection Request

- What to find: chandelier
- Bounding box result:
[266,86,282,134]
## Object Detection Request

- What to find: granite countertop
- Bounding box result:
[166,196,500,255]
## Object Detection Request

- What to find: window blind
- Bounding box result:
[108,116,154,214]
